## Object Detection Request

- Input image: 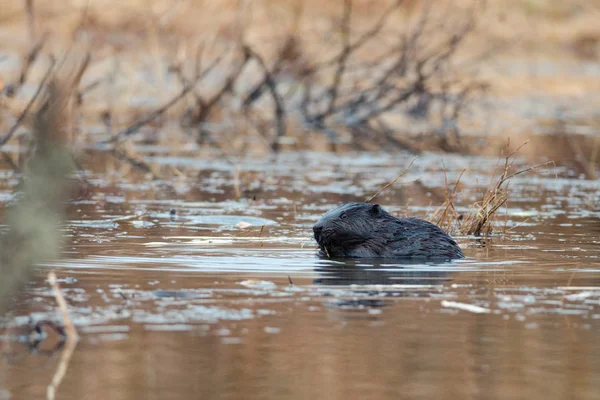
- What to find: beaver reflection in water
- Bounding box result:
[313,202,464,260]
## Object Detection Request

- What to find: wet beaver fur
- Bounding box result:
[313,202,464,260]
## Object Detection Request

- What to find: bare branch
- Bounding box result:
[102,85,195,144]
[321,0,353,120]
[103,51,235,145]
[8,37,46,97]
[309,0,404,71]
[0,59,55,148]
[244,45,287,152]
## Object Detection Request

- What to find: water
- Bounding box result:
[1,151,599,399]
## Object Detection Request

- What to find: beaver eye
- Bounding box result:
[340,212,348,220]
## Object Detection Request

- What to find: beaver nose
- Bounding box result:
[313,225,323,242]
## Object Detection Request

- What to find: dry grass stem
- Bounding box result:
[365,156,418,203]
[432,139,554,236]
[429,165,466,232]
[46,271,79,400]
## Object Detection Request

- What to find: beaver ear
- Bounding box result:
[369,204,382,217]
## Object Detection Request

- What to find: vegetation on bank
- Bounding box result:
[0,1,483,168]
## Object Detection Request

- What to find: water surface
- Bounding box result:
[1,151,599,400]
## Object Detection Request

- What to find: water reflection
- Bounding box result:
[314,259,453,286]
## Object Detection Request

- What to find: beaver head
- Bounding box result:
[313,202,392,258]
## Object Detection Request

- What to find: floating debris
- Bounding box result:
[441,301,491,314]
[239,280,277,290]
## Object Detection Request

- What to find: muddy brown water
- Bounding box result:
[1,151,599,400]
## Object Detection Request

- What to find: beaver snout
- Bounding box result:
[313,225,323,242]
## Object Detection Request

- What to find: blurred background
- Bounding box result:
[0,0,599,169]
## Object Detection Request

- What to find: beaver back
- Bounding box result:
[313,202,464,259]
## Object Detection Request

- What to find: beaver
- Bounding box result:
[313,202,464,260]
